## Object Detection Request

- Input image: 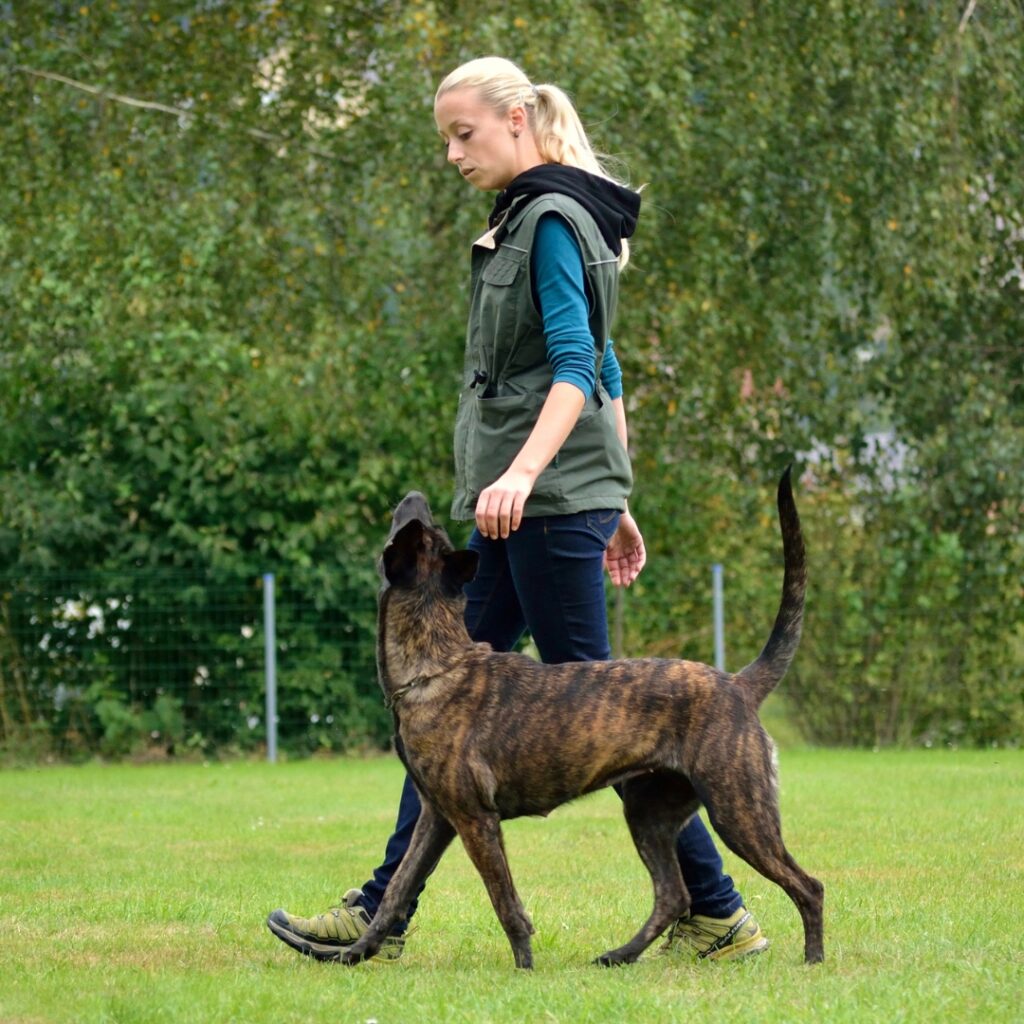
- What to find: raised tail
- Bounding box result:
[735,465,807,707]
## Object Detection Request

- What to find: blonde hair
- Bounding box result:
[435,56,633,265]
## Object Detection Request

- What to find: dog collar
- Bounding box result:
[385,681,417,709]
[385,673,440,709]
[385,662,463,709]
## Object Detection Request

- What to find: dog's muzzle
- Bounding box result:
[389,491,434,540]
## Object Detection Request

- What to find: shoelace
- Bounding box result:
[696,911,752,959]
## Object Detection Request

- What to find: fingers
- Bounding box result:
[606,556,628,588]
[614,557,639,588]
[604,551,625,587]
[605,538,647,589]
[475,482,528,539]
[608,514,646,588]
[632,539,647,577]
[609,560,635,588]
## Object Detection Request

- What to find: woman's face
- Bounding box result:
[434,87,535,192]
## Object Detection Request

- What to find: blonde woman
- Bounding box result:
[268,56,766,964]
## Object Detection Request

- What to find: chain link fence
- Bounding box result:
[0,569,387,761]
[1,558,1021,760]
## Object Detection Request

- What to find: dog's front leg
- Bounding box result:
[340,800,456,965]
[454,812,535,969]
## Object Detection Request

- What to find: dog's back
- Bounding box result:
[399,649,758,821]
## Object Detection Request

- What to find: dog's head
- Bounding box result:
[379,492,479,598]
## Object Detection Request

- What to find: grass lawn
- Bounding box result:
[1,747,1021,1023]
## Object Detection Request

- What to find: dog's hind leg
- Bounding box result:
[341,800,456,965]
[452,811,535,969]
[596,773,699,967]
[704,786,824,964]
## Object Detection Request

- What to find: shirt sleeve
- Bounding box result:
[532,213,598,398]
[601,337,624,400]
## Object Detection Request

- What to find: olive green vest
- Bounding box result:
[451,193,633,521]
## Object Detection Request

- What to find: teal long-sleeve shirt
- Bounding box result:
[531,213,624,400]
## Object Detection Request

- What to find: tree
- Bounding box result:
[2,0,1021,754]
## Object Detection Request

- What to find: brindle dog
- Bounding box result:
[342,468,823,969]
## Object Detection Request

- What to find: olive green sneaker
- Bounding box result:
[266,888,405,962]
[660,907,769,961]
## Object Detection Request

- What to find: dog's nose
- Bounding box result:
[390,491,433,534]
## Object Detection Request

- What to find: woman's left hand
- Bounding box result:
[604,511,647,587]
[475,469,536,539]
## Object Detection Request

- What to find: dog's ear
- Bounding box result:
[441,549,479,595]
[383,519,425,586]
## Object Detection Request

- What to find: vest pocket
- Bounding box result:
[554,397,633,497]
[481,252,524,286]
[468,392,562,501]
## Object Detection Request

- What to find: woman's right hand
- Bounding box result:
[475,468,536,539]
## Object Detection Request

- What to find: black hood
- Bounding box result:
[488,165,641,256]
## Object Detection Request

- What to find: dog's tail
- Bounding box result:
[734,466,806,707]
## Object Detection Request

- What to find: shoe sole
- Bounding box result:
[266,912,403,963]
[703,935,770,961]
[267,912,346,961]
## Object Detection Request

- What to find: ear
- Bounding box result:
[383,519,425,585]
[507,103,528,135]
[441,549,479,595]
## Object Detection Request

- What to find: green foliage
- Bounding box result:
[1,1,1021,752]
[786,484,1023,747]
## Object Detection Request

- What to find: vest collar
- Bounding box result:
[472,208,511,251]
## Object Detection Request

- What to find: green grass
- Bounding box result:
[1,748,1021,1023]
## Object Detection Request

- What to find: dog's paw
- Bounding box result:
[594,950,634,968]
[340,945,369,966]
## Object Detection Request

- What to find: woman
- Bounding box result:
[268,56,766,963]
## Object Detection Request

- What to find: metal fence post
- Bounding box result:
[612,586,625,659]
[712,563,725,671]
[263,573,278,763]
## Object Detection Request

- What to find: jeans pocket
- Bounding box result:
[585,509,621,544]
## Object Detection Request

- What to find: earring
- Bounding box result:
[513,130,521,139]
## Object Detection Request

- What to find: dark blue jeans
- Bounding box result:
[360,510,743,926]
